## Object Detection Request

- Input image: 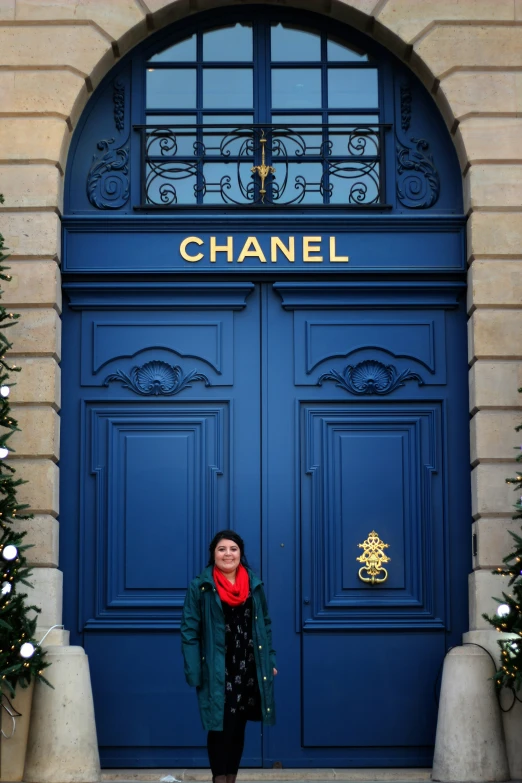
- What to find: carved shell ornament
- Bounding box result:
[104,360,210,396]
[317,359,424,395]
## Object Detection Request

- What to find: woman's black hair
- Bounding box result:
[207,530,249,567]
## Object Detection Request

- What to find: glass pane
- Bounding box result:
[271,23,321,61]
[327,37,368,62]
[272,69,322,109]
[203,69,253,108]
[273,162,324,205]
[202,162,254,204]
[145,162,197,205]
[328,114,379,156]
[202,115,253,157]
[146,69,196,109]
[272,115,323,156]
[203,24,252,61]
[149,34,196,62]
[146,115,197,157]
[328,161,380,204]
[328,68,378,109]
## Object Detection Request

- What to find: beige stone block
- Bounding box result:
[472,518,522,570]
[0,70,84,120]
[465,165,522,212]
[415,26,522,79]
[1,211,60,259]
[460,117,522,165]
[471,462,520,519]
[0,165,62,210]
[468,211,522,259]
[378,1,514,45]
[468,260,522,312]
[0,117,66,165]
[470,361,522,411]
[468,309,522,362]
[439,71,517,123]
[9,405,60,460]
[470,410,522,465]
[11,514,59,567]
[0,1,14,20]
[9,308,61,359]
[13,458,59,515]
[0,25,110,74]
[0,260,61,311]
[26,566,62,629]
[469,569,512,630]
[9,357,60,408]
[16,0,145,42]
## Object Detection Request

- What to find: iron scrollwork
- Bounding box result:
[87,78,129,210]
[396,137,440,209]
[87,137,130,209]
[103,360,210,396]
[113,80,125,132]
[395,82,440,209]
[317,359,424,396]
[141,123,384,207]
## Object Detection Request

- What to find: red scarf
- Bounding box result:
[213,564,249,606]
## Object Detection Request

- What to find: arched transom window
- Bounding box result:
[142,20,383,207]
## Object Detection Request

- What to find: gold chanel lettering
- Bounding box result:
[237,236,267,264]
[302,236,323,262]
[179,236,349,264]
[271,236,295,263]
[180,236,204,263]
[210,236,234,263]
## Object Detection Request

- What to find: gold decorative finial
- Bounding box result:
[251,131,276,203]
[357,530,390,584]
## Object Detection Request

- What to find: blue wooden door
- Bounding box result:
[62,279,469,767]
[61,282,263,767]
[262,281,469,767]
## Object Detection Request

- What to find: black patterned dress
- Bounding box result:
[223,595,262,722]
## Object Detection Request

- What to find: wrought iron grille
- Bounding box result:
[135,123,389,208]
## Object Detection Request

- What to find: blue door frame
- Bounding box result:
[61,278,470,767]
[60,5,469,767]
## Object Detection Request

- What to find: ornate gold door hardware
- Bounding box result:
[357,530,390,584]
[251,131,276,203]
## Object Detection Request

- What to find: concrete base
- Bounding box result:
[24,646,100,783]
[432,645,509,782]
[464,630,522,780]
[0,682,34,781]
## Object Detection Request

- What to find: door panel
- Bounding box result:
[263,282,469,767]
[62,283,262,767]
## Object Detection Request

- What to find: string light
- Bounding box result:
[2,545,17,561]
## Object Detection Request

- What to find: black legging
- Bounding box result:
[207,712,247,777]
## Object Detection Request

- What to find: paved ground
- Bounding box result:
[100,773,522,783]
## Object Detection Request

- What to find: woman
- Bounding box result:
[181,530,277,783]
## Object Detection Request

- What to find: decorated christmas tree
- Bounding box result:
[482,401,522,691]
[0,196,49,697]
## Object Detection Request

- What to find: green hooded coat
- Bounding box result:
[181,565,276,731]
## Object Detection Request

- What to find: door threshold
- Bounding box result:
[101,770,432,782]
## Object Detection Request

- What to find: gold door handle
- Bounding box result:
[357,530,390,584]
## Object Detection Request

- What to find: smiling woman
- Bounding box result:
[181,530,277,783]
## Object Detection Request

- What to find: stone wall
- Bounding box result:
[0,0,520,648]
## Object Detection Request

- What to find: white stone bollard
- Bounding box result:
[432,646,509,782]
[464,630,522,780]
[23,646,100,783]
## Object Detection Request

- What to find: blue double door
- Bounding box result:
[61,279,469,768]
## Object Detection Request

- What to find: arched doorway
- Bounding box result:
[60,5,470,768]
